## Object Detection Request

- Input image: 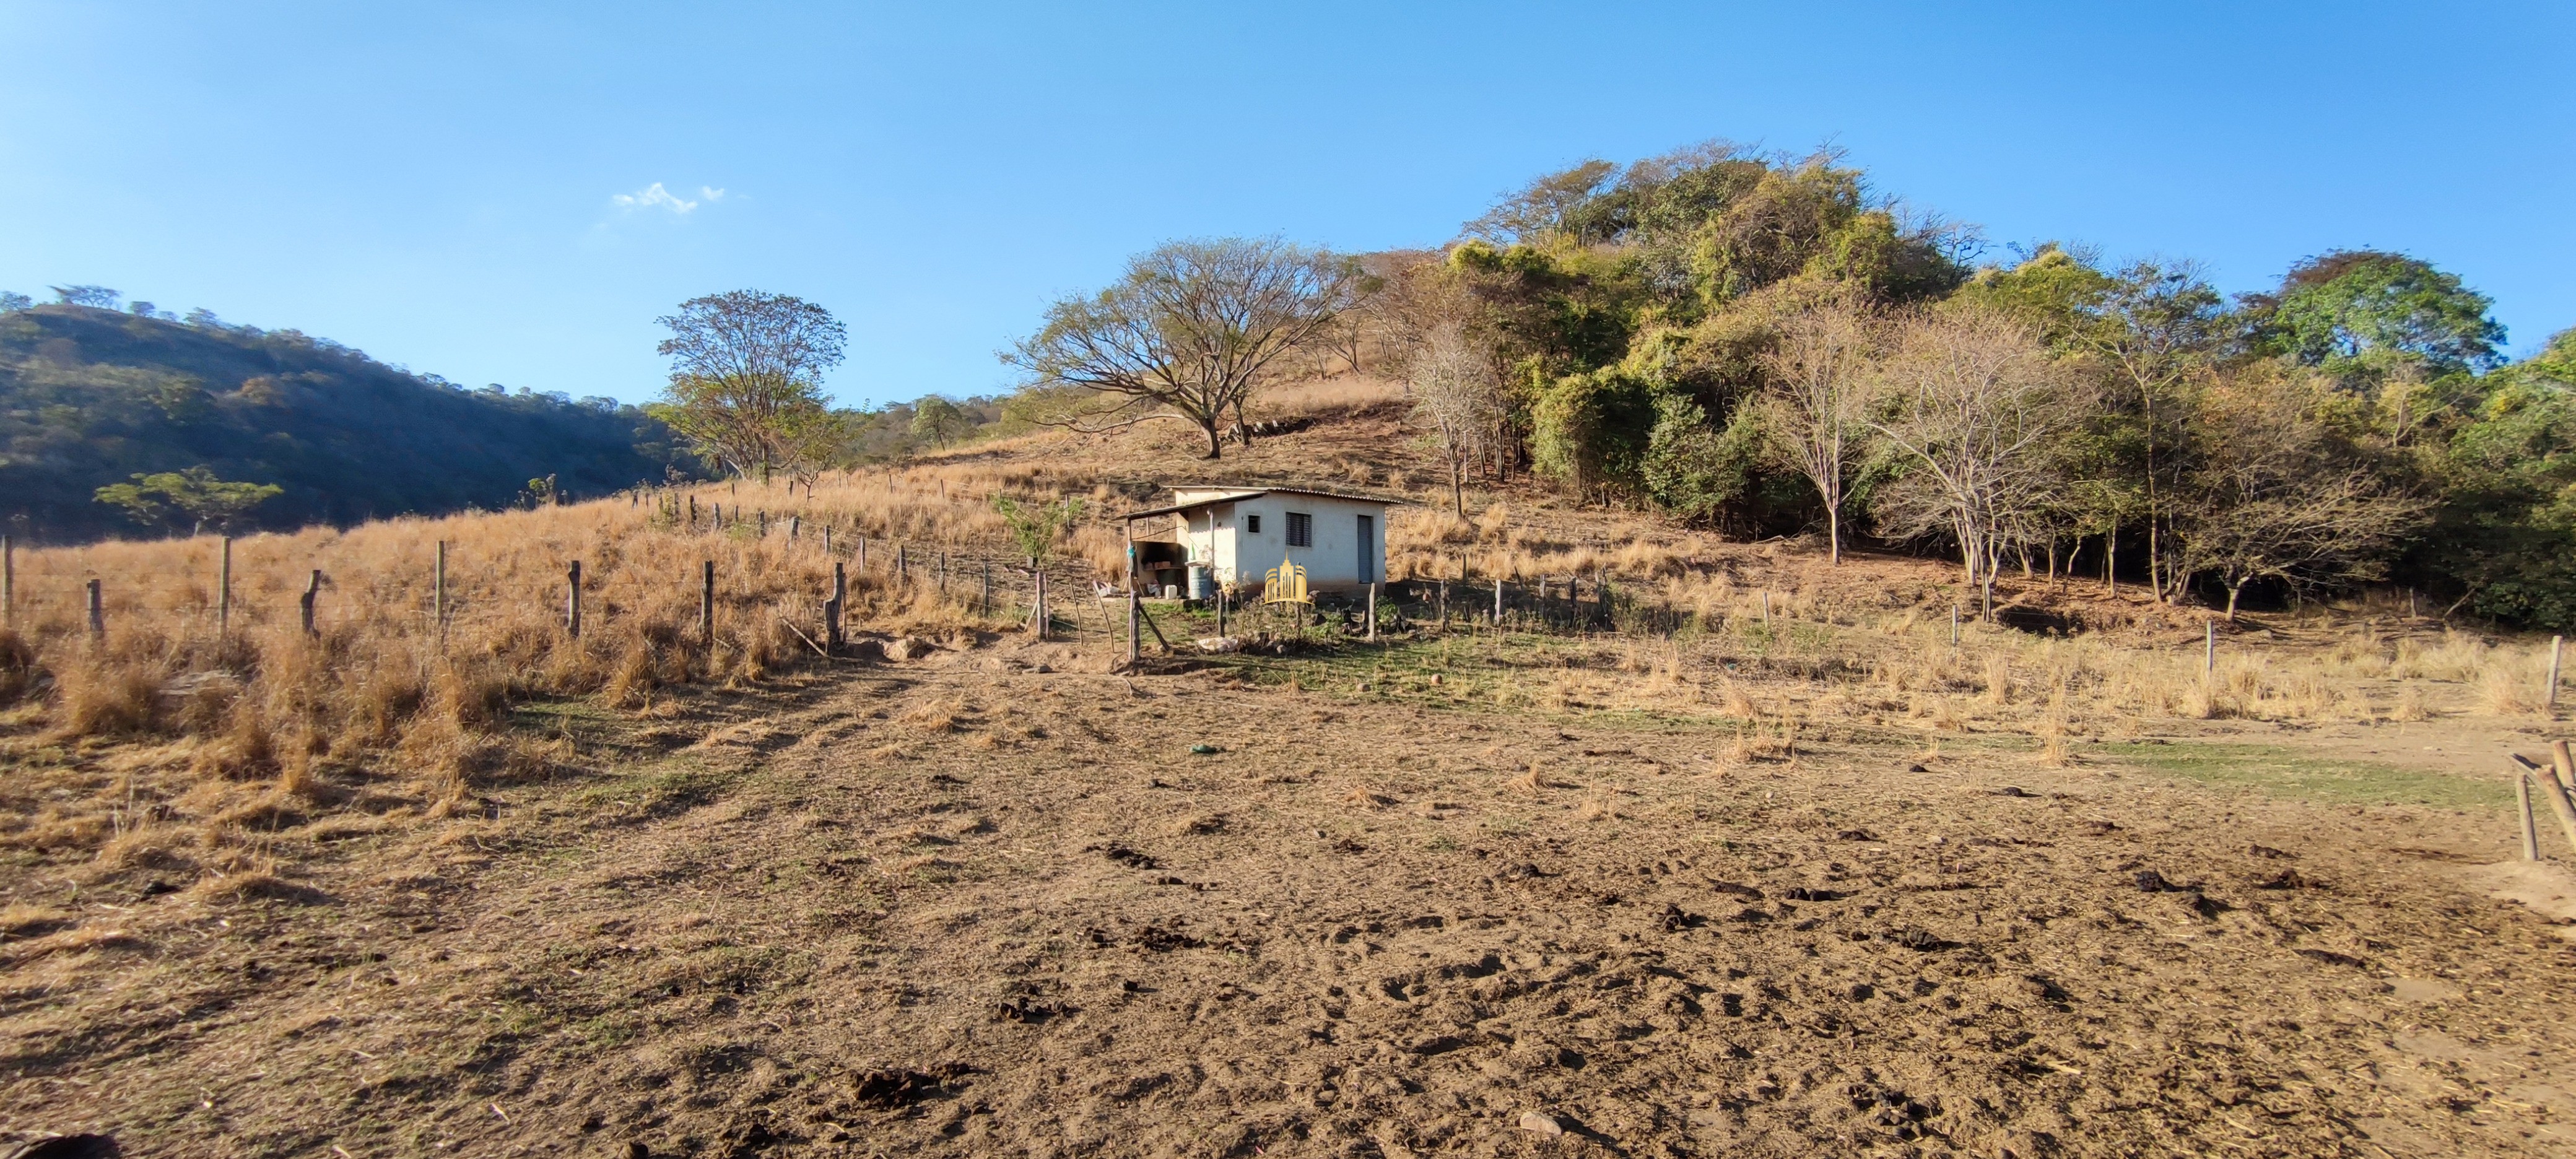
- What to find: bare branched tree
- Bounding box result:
[1004,238,1356,459]
[1758,297,1877,563]
[2175,370,2427,619]
[647,290,846,482]
[1867,307,2084,619]
[1406,318,1505,518]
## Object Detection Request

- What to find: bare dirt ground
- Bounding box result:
[11,635,2576,1158]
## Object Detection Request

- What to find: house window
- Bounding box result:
[1286,511,1312,547]
[1246,514,1261,534]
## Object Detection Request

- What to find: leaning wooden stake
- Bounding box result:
[2554,739,2575,794]
[2520,773,2543,861]
[1033,568,1049,641]
[2512,752,2576,859]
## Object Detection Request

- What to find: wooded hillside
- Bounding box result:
[0,303,698,542]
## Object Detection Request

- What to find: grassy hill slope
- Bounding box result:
[0,304,697,541]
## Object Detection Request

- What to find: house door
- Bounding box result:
[1355,514,1374,583]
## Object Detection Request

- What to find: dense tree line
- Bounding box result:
[1341,143,2564,625]
[986,142,2565,627]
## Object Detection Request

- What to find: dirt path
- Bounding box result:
[9,654,2576,1157]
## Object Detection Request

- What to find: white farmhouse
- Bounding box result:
[1121,485,1395,597]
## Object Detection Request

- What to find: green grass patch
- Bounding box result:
[570,755,731,816]
[2102,740,2509,809]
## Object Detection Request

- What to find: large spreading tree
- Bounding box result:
[647,290,846,481]
[1004,238,1357,459]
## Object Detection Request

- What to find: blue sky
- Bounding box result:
[2,1,2569,408]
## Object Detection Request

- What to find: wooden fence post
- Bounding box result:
[688,495,697,527]
[435,539,448,647]
[822,526,831,556]
[700,560,715,647]
[858,537,868,571]
[2205,620,2217,677]
[1034,568,1050,641]
[790,515,799,540]
[939,550,949,593]
[566,560,583,638]
[981,560,993,615]
[1366,582,1378,641]
[1949,603,1958,646]
[826,562,845,650]
[1126,524,1140,663]
[300,570,321,636]
[1,535,12,628]
[87,578,103,640]
[219,536,233,635]
[2549,635,2564,711]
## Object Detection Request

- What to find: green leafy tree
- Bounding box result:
[1642,394,1762,524]
[94,467,282,536]
[2423,330,2576,625]
[646,290,846,481]
[991,494,1083,562]
[910,396,974,449]
[2252,251,2504,384]
[2081,259,2230,600]
[1533,355,1662,501]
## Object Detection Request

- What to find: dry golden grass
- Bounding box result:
[0,464,1131,868]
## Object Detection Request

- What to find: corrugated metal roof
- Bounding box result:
[1118,485,1399,521]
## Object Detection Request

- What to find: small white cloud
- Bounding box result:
[699,186,726,202]
[611,182,700,214]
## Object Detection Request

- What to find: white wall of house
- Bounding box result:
[1164,493,1385,590]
